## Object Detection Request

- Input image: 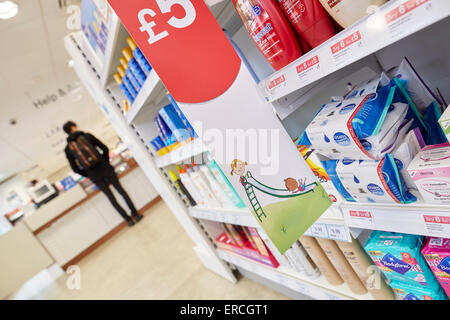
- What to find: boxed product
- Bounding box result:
[215,232,279,268]
[322,155,416,204]
[304,78,412,160]
[407,143,450,204]
[421,237,450,297]
[159,103,194,145]
[150,136,169,156]
[364,231,441,290]
[390,280,447,300]
[154,115,179,151]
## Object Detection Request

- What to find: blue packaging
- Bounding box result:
[128,58,147,85]
[119,82,134,103]
[424,101,448,145]
[167,94,198,139]
[159,104,193,143]
[125,68,141,93]
[321,160,356,202]
[122,76,138,98]
[133,48,152,75]
[390,280,448,300]
[364,231,441,289]
[154,115,177,147]
[150,136,165,151]
[322,154,416,204]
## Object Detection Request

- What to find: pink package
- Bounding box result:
[421,237,450,297]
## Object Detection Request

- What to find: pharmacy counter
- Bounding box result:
[23,161,160,269]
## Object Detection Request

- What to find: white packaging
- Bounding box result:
[179,169,205,207]
[407,144,450,204]
[187,165,222,208]
[199,164,235,208]
[438,105,450,143]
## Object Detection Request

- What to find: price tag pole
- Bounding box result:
[107,0,332,254]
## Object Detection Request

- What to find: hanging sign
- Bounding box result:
[107,0,331,254]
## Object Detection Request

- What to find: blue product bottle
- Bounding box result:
[114,72,135,103]
[122,76,138,98]
[167,94,198,139]
[128,59,147,85]
[126,37,153,76]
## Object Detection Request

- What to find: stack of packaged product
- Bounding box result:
[364,231,449,300]
[167,155,247,210]
[114,36,153,110]
[150,97,197,156]
[296,57,448,205]
[216,224,280,268]
[233,0,388,70]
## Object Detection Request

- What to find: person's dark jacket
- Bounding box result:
[64,131,114,181]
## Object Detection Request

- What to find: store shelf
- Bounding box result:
[155,139,206,168]
[258,0,450,103]
[218,249,373,300]
[190,205,352,242]
[125,70,163,124]
[341,200,450,238]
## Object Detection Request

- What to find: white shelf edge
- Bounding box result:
[258,0,450,103]
[189,206,352,241]
[155,139,207,168]
[217,249,374,300]
[125,70,161,124]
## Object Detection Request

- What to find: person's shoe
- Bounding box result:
[127,220,135,227]
[133,214,144,223]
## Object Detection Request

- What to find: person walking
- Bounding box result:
[63,121,143,226]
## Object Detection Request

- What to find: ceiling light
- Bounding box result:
[68,59,75,68]
[0,1,18,20]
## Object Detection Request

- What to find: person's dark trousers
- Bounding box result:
[92,172,140,223]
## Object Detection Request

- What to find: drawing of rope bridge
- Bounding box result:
[241,172,318,223]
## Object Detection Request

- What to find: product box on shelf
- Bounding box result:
[390,280,447,300]
[364,231,441,290]
[421,237,450,297]
[407,143,450,205]
[159,103,194,145]
[215,232,279,268]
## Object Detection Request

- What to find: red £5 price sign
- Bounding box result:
[107,0,241,103]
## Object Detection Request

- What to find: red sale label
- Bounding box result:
[349,210,372,218]
[423,215,450,224]
[268,75,286,89]
[107,0,240,103]
[385,0,430,24]
[296,56,319,74]
[331,31,361,54]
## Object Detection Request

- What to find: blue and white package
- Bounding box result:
[150,136,166,151]
[125,68,141,93]
[133,47,152,75]
[322,154,416,204]
[128,58,147,85]
[119,82,134,103]
[122,76,138,98]
[305,81,399,160]
[154,115,177,148]
[159,104,193,144]
[390,280,447,300]
[321,160,356,202]
[167,94,198,139]
[364,231,442,290]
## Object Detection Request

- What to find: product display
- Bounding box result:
[232,0,302,70]
[277,0,336,48]
[316,238,367,294]
[318,0,387,28]
[299,236,344,286]
[364,231,444,299]
[69,0,450,301]
[422,237,450,297]
[407,144,450,204]
[336,237,395,300]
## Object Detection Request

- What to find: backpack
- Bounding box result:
[68,134,102,170]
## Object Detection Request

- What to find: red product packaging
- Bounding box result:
[277,0,335,48]
[232,0,302,70]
